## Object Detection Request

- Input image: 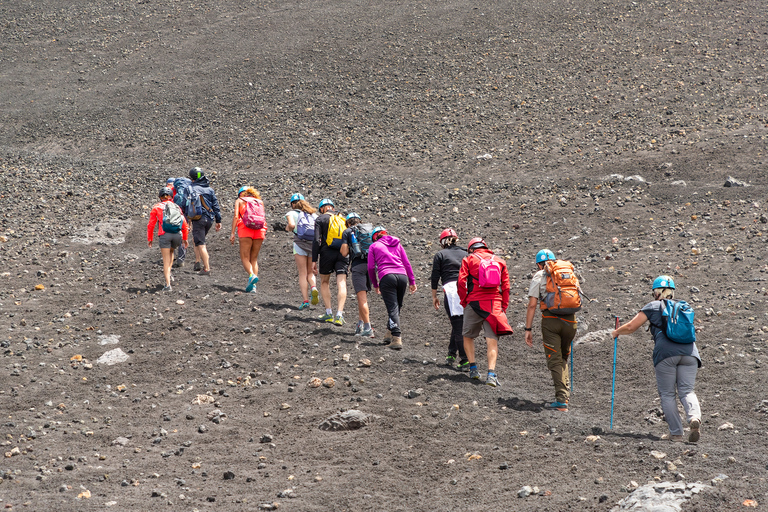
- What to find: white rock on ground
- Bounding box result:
[97,348,129,366]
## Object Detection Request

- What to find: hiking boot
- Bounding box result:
[310,288,319,305]
[688,418,701,443]
[333,314,345,326]
[319,313,334,323]
[162,285,172,292]
[298,301,310,310]
[456,360,470,372]
[389,336,403,350]
[544,401,569,412]
[444,355,456,367]
[173,260,184,268]
[469,367,480,380]
[199,270,211,276]
[193,262,202,271]
[485,373,499,388]
[661,433,684,443]
[245,275,259,293]
[358,327,375,338]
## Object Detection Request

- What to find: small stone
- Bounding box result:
[308,377,322,388]
[499,462,509,470]
[260,434,274,443]
[718,422,734,430]
[518,485,534,498]
[223,471,235,480]
[198,425,207,433]
[322,377,335,388]
[650,450,667,460]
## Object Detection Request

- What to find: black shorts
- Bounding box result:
[318,245,349,275]
[192,218,212,246]
[350,260,370,293]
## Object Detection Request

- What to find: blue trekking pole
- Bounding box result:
[610,316,619,430]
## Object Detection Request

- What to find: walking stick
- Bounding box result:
[610,316,619,430]
[569,340,574,394]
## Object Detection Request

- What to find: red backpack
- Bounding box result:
[476,254,502,288]
[240,197,266,230]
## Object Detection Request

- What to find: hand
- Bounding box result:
[409,284,417,294]
[183,240,189,248]
[148,240,152,248]
[215,222,222,232]
[312,262,318,275]
[611,330,619,338]
[375,287,381,295]
[524,330,533,348]
[229,233,236,245]
[433,297,440,310]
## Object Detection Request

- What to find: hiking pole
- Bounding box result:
[569,340,574,394]
[610,316,619,430]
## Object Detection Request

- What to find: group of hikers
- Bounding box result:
[147,168,702,443]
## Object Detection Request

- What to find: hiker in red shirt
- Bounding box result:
[457,237,513,387]
[229,186,267,293]
[147,187,189,292]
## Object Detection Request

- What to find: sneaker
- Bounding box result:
[199,270,211,276]
[162,285,172,292]
[544,401,569,412]
[445,355,457,366]
[661,433,684,443]
[245,275,259,293]
[333,314,345,326]
[358,327,375,338]
[249,286,257,294]
[354,323,363,336]
[319,313,334,323]
[310,288,319,305]
[688,418,701,443]
[469,367,480,380]
[456,360,470,371]
[173,260,184,268]
[299,301,310,310]
[193,262,202,271]
[485,373,499,387]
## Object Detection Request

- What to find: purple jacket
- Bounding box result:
[367,235,415,288]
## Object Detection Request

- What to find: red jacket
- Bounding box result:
[458,248,513,336]
[147,199,188,241]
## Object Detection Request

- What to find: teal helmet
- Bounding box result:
[535,249,556,264]
[290,193,304,204]
[318,198,334,209]
[371,226,387,241]
[652,275,675,290]
[346,212,360,221]
[237,186,249,196]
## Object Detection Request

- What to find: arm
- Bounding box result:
[147,205,158,247]
[210,191,222,224]
[312,216,322,263]
[430,253,441,291]
[612,312,648,338]
[181,217,189,247]
[432,288,440,310]
[229,198,240,244]
[524,296,538,347]
[457,258,468,306]
[285,212,297,232]
[340,230,350,257]
[500,259,510,310]
[367,247,379,289]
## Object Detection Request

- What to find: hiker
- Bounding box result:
[166,177,186,267]
[229,186,267,293]
[457,237,513,387]
[147,187,188,291]
[283,193,319,309]
[340,213,375,337]
[431,228,469,369]
[312,198,349,325]
[524,249,582,410]
[188,167,222,275]
[612,276,702,443]
[367,226,417,349]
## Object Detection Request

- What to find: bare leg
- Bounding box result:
[356,290,370,323]
[336,273,347,313]
[195,245,211,271]
[295,254,310,302]
[161,247,174,286]
[249,238,263,276]
[306,257,316,291]
[486,338,498,371]
[238,238,254,275]
[320,274,332,310]
[463,336,476,364]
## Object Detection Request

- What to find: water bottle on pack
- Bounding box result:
[350,231,361,258]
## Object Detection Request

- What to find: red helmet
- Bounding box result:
[439,228,457,241]
[467,237,487,253]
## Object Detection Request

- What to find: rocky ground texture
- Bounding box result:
[1,0,767,510]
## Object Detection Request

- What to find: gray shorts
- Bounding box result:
[159,232,182,250]
[192,218,212,246]
[350,261,370,294]
[462,306,499,341]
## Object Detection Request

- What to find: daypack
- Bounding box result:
[475,253,502,288]
[240,197,266,230]
[654,299,697,344]
[542,259,583,314]
[351,223,374,259]
[161,201,183,234]
[296,211,316,241]
[173,178,210,221]
[325,214,346,249]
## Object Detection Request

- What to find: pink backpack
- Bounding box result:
[476,254,502,288]
[240,197,266,230]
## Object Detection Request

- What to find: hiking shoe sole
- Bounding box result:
[358,328,375,338]
[485,375,499,387]
[310,288,319,305]
[689,419,701,443]
[544,402,568,412]
[245,275,258,292]
[469,369,480,380]
[319,314,334,322]
[298,302,310,310]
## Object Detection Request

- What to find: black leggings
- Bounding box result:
[379,273,408,337]
[444,300,467,359]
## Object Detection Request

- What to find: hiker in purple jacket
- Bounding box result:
[367,227,417,350]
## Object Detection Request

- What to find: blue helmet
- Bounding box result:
[238,186,249,196]
[290,193,304,204]
[318,198,334,209]
[652,275,675,290]
[371,226,387,241]
[535,249,556,264]
[346,212,360,221]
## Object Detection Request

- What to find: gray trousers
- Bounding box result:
[655,355,701,436]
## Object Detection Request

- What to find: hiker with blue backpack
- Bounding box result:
[457,237,513,387]
[229,186,267,293]
[340,213,375,338]
[147,187,189,292]
[312,199,349,325]
[431,228,469,370]
[283,193,319,310]
[612,275,702,443]
[174,167,222,276]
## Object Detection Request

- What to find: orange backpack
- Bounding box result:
[541,260,582,314]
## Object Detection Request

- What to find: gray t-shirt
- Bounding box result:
[641,300,701,368]
[528,269,547,300]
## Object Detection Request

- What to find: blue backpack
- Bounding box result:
[655,299,696,344]
[173,178,206,221]
[296,211,316,241]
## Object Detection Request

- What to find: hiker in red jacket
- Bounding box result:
[457,237,513,387]
[147,187,189,292]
